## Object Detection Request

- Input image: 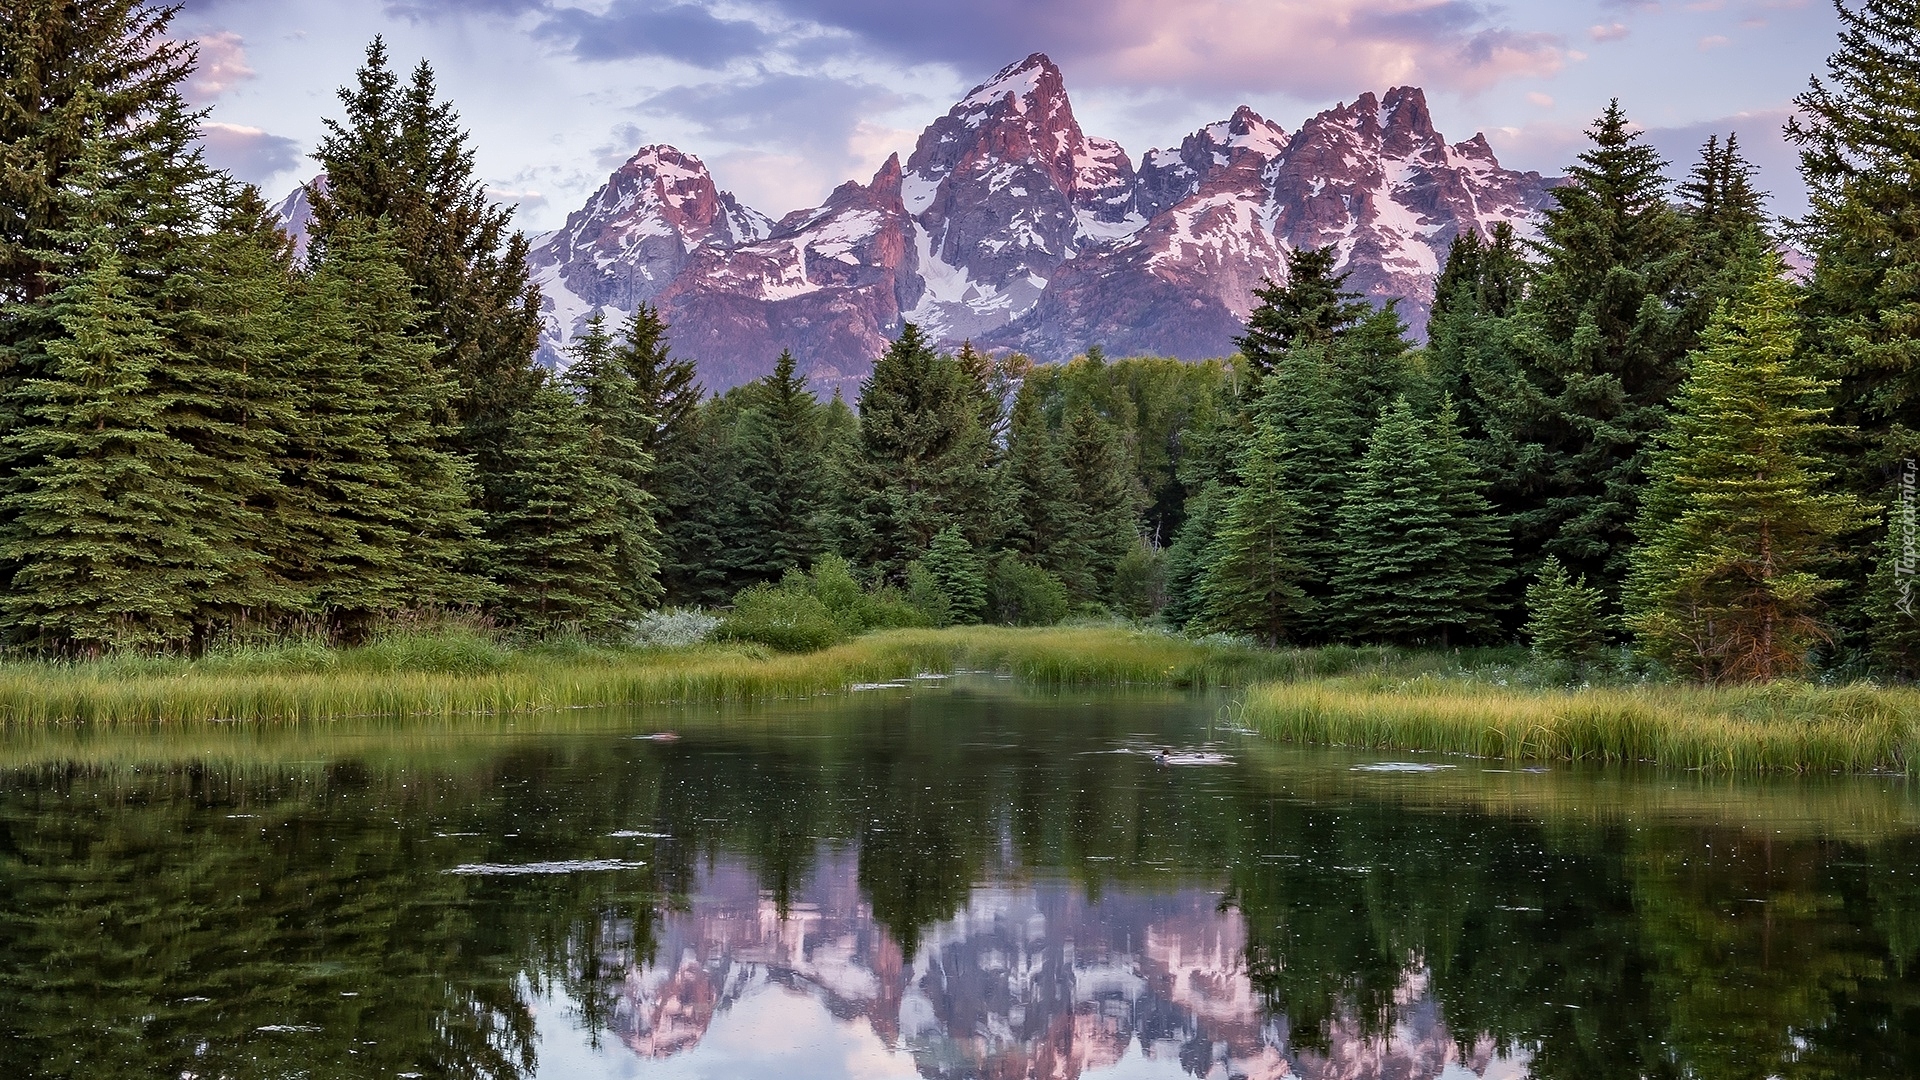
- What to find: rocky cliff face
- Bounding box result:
[278,55,1554,394]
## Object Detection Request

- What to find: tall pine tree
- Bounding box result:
[1236,246,1370,377]
[563,312,662,617]
[1627,264,1867,682]
[1194,424,1312,645]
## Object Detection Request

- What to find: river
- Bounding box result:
[2,677,1916,1078]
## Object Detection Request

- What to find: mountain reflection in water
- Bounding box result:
[603,852,1522,1079]
[1,682,1917,1079]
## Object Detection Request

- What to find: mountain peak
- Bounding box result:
[959,52,1064,112]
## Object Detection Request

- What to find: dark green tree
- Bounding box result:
[729,351,826,584]
[563,312,661,617]
[1194,424,1312,644]
[615,305,711,604]
[277,219,487,629]
[1236,246,1371,376]
[1498,102,1695,593]
[998,379,1087,594]
[1059,395,1143,603]
[845,324,995,579]
[0,232,223,650]
[486,375,627,636]
[1329,398,1509,645]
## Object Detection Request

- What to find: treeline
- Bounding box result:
[11,2,1920,684]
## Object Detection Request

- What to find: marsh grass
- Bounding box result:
[1240,674,1920,773]
[2,625,1914,774]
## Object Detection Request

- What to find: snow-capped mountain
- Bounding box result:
[279,54,1554,393]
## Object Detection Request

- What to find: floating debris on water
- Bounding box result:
[850,682,910,691]
[443,859,646,876]
[1352,762,1457,773]
[608,830,672,839]
[633,732,680,742]
[255,1024,322,1033]
[913,672,950,680]
[1154,750,1232,766]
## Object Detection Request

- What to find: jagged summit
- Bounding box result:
[271,56,1555,391]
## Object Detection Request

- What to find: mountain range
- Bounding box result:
[280,54,1557,394]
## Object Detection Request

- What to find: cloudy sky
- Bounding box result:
[176,0,1841,233]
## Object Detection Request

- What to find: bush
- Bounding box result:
[988,554,1071,626]
[1111,540,1168,619]
[810,556,929,633]
[716,585,847,653]
[906,561,955,627]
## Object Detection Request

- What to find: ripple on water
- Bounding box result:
[443,859,646,876]
[1352,762,1457,773]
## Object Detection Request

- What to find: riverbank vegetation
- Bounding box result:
[11,2,1920,724]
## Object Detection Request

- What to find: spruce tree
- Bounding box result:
[277,219,486,630]
[1525,558,1610,673]
[486,376,626,636]
[1059,396,1143,603]
[615,305,711,603]
[1236,246,1371,376]
[846,324,995,580]
[1194,425,1312,645]
[918,526,988,624]
[562,312,662,617]
[998,379,1088,594]
[1626,266,1867,682]
[0,232,219,651]
[730,351,826,583]
[1499,102,1695,593]
[1329,398,1508,646]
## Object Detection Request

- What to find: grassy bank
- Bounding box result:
[0,625,1914,774]
[0,625,1310,726]
[1240,674,1920,773]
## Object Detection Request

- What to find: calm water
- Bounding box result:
[2,678,1918,1079]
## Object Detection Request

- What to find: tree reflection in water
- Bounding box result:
[0,685,1916,1078]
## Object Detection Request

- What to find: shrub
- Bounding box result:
[1111,540,1168,619]
[717,585,847,653]
[988,554,1071,626]
[906,561,955,627]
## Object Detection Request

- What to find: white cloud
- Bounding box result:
[183,31,255,103]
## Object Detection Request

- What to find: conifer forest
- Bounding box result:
[9,0,1920,690]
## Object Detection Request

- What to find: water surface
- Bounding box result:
[2,678,1917,1079]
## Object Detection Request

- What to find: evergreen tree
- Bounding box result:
[998,379,1087,594]
[917,526,988,624]
[1194,425,1312,645]
[1236,246,1370,376]
[277,219,486,630]
[1329,398,1509,646]
[1626,266,1867,682]
[1059,396,1143,603]
[1525,558,1610,673]
[562,312,662,617]
[486,376,626,636]
[0,0,198,309]
[309,38,542,433]
[0,232,222,651]
[614,305,711,604]
[729,351,826,583]
[845,325,995,580]
[1499,102,1695,593]
[1162,480,1224,630]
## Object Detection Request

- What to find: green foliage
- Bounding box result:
[728,350,827,583]
[1329,398,1509,646]
[1111,541,1168,620]
[844,325,996,579]
[1236,246,1371,376]
[484,375,629,637]
[918,526,988,625]
[1627,266,1869,682]
[717,583,847,653]
[1497,102,1696,591]
[905,562,956,628]
[986,554,1071,626]
[1526,558,1610,673]
[562,312,662,617]
[1195,424,1312,645]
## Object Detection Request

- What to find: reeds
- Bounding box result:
[1240,675,1920,773]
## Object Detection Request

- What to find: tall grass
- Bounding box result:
[0,625,1287,726]
[1240,675,1920,773]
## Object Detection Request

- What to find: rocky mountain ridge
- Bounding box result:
[283,54,1557,393]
